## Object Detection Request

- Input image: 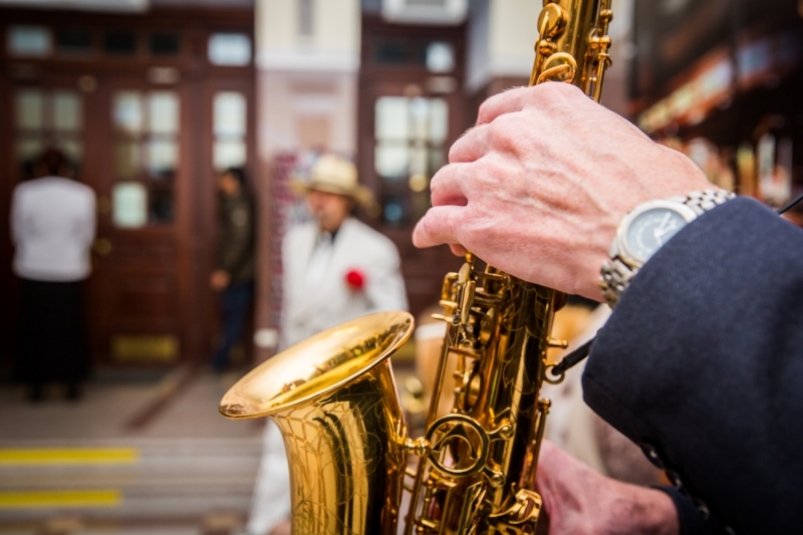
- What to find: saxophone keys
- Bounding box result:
[404,437,431,458]
[489,419,514,440]
[458,262,472,283]
[431,313,450,322]
[537,38,556,56]
[547,337,569,349]
[489,488,543,526]
[459,281,476,325]
[537,3,567,39]
[485,469,506,489]
[537,51,578,84]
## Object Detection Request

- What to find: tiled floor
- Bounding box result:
[0,368,263,535]
[0,360,424,535]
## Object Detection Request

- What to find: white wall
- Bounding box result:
[255,0,361,160]
[465,0,634,116]
[256,0,360,71]
[257,70,358,159]
[487,0,541,77]
[465,0,540,91]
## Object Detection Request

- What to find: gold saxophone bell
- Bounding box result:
[221,1,614,533]
[220,311,414,535]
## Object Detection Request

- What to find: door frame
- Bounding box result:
[0,6,256,369]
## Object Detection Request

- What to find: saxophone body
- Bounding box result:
[220,2,613,533]
[407,2,613,532]
[405,260,560,535]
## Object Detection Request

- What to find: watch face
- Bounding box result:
[624,207,688,263]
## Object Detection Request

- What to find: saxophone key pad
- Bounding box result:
[425,413,490,478]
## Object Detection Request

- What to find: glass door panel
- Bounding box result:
[111,89,180,226]
[13,88,84,178]
[373,96,449,225]
[212,91,247,170]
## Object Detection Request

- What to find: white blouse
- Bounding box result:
[11,177,96,282]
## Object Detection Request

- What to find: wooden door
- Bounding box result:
[359,16,470,318]
[0,6,256,370]
[3,78,89,363]
[84,77,196,366]
[194,77,257,363]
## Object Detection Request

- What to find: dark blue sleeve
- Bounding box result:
[582,197,803,535]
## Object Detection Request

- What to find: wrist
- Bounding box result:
[621,487,680,535]
[600,189,735,307]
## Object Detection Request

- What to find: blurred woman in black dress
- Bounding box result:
[10,149,96,401]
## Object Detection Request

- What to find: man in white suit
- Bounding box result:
[280,154,408,348]
[244,154,408,535]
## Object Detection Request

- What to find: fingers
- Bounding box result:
[476,86,530,125]
[536,440,562,478]
[449,244,468,256]
[429,163,471,207]
[413,205,464,249]
[449,125,489,163]
[535,440,585,499]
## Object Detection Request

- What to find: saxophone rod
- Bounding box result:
[550,337,594,377]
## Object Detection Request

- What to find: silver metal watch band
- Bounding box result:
[669,189,737,216]
[599,189,735,308]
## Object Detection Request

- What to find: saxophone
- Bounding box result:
[220,2,613,533]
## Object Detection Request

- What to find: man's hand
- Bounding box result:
[267,520,291,535]
[536,441,679,535]
[413,83,710,300]
[210,270,231,291]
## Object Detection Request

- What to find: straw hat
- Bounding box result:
[291,154,374,206]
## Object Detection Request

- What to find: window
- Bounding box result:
[57,28,92,55]
[426,42,454,72]
[8,26,52,57]
[14,89,83,178]
[375,41,408,65]
[298,0,315,41]
[149,33,180,56]
[112,90,180,226]
[374,96,448,225]
[373,39,455,70]
[105,31,137,55]
[112,182,148,228]
[213,91,247,170]
[208,33,251,66]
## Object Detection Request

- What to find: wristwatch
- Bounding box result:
[600,189,735,307]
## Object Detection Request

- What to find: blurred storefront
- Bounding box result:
[632,0,803,220]
[6,0,798,372]
[0,0,256,368]
[252,0,635,360]
[1,0,639,369]
[4,0,801,532]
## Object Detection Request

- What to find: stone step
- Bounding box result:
[0,439,262,523]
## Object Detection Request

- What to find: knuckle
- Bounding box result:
[532,80,578,106]
[417,212,439,239]
[429,167,449,193]
[477,99,495,124]
[487,115,518,150]
[448,136,467,162]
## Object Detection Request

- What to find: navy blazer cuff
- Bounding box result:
[582,197,803,534]
[654,486,726,535]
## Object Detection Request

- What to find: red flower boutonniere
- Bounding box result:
[345,269,366,292]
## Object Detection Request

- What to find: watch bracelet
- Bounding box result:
[669,189,736,217]
[600,189,736,308]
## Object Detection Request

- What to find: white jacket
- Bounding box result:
[11,177,96,282]
[246,218,407,535]
[280,217,408,349]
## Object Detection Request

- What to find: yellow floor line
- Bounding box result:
[0,490,121,508]
[0,448,139,465]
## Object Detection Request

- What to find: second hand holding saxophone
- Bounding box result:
[220,1,613,533]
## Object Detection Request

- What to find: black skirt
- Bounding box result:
[17,278,89,384]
